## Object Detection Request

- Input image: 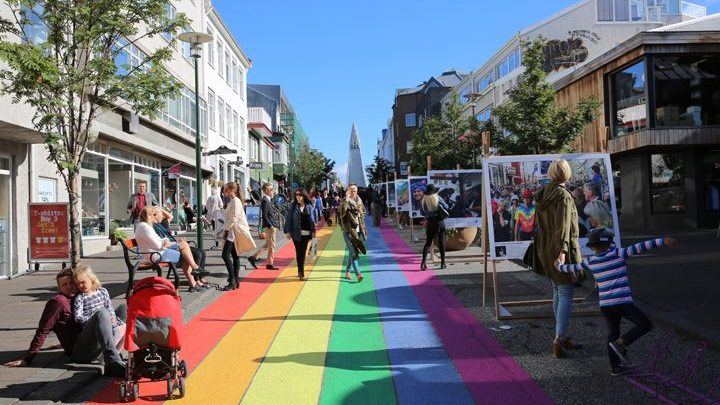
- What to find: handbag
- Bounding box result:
[437,205,449,220]
[522,242,534,267]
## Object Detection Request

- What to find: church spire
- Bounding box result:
[346,122,366,187]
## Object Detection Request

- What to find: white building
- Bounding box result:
[377,118,395,168]
[448,0,708,120]
[204,7,251,192]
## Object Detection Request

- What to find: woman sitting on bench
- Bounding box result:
[135,206,209,292]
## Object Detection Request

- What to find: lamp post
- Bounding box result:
[178,31,213,249]
[464,92,482,169]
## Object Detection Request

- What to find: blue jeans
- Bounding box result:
[342,232,361,275]
[552,281,574,339]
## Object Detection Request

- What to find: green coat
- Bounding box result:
[532,183,581,285]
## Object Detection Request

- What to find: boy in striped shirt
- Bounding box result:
[555,229,677,376]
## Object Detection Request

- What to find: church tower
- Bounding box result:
[346,123,366,187]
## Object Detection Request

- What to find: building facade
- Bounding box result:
[204,8,251,193]
[391,69,466,177]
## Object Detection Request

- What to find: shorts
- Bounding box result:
[160,243,181,264]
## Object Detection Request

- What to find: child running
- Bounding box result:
[555,229,677,376]
[72,265,124,331]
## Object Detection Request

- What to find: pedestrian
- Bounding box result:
[205,186,224,230]
[2,269,127,377]
[284,188,317,280]
[248,183,281,270]
[220,182,255,290]
[420,184,448,271]
[126,180,157,227]
[371,185,383,228]
[533,159,583,358]
[339,184,365,282]
[182,200,195,231]
[321,189,333,226]
[307,188,322,258]
[556,230,677,375]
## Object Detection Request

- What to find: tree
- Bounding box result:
[0,0,189,266]
[491,37,599,155]
[294,143,328,189]
[365,154,392,184]
[410,90,487,174]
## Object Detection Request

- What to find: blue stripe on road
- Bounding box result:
[366,224,475,405]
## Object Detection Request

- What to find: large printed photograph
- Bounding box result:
[387,182,396,208]
[395,179,410,212]
[482,153,620,259]
[409,176,428,218]
[427,170,483,228]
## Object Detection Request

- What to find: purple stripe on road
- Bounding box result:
[379,220,554,405]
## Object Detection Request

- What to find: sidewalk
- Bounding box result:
[0,229,289,404]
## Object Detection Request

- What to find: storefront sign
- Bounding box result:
[248,162,264,169]
[29,203,70,262]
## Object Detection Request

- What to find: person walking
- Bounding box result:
[205,186,224,230]
[420,184,448,271]
[371,185,383,228]
[321,189,333,226]
[220,182,256,290]
[284,189,317,280]
[339,184,365,282]
[533,159,583,358]
[126,180,157,227]
[248,183,281,270]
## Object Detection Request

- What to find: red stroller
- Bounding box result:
[119,277,186,402]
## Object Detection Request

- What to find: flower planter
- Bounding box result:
[444,227,478,251]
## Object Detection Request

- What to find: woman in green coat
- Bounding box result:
[533,159,583,358]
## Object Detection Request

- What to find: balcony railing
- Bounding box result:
[681,1,706,17]
[248,107,272,130]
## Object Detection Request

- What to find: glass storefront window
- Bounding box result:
[0,157,10,278]
[612,60,647,137]
[703,151,720,212]
[654,54,720,128]
[650,153,686,213]
[108,159,133,228]
[133,165,161,207]
[81,154,107,236]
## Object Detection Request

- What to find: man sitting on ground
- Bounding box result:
[3,270,127,377]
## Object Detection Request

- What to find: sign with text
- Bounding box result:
[29,203,70,262]
[248,162,264,169]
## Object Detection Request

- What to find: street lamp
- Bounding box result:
[464,92,482,169]
[178,31,213,249]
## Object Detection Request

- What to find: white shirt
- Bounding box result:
[134,222,168,261]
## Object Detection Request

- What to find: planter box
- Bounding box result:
[444,227,478,251]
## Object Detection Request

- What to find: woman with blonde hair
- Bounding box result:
[420,184,449,270]
[134,206,208,292]
[533,159,583,357]
[220,182,255,290]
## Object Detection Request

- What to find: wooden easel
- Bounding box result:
[481,134,597,320]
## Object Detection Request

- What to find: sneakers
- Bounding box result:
[357,274,364,282]
[247,256,258,269]
[609,340,629,364]
[610,364,631,376]
[552,338,566,358]
[104,361,126,378]
[344,272,351,280]
[266,264,279,270]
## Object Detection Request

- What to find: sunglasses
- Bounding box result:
[295,193,303,197]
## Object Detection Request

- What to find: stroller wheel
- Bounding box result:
[119,383,126,402]
[167,378,174,400]
[179,360,188,377]
[178,376,186,398]
[131,382,139,402]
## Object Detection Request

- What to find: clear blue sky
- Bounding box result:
[213,0,719,183]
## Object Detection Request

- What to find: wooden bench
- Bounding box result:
[120,238,179,297]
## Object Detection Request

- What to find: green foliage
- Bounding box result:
[491,37,600,155]
[109,221,128,240]
[0,0,189,265]
[411,90,494,174]
[294,143,329,189]
[365,154,393,184]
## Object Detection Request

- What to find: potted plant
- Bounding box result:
[443,227,478,251]
[109,221,128,246]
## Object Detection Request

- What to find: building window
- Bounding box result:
[477,107,492,122]
[239,116,246,149]
[496,47,522,79]
[161,4,176,42]
[181,26,192,62]
[207,26,215,68]
[405,113,416,127]
[406,141,413,154]
[238,70,245,100]
[160,85,204,138]
[459,86,471,104]
[20,3,48,44]
[597,0,679,22]
[208,89,216,130]
[225,105,232,142]
[81,154,106,236]
[703,151,720,212]
[654,54,720,128]
[231,59,238,92]
[611,59,646,137]
[217,42,224,79]
[478,70,495,92]
[233,111,239,145]
[650,153,686,213]
[219,159,226,182]
[218,98,225,137]
[224,51,231,85]
[250,137,259,160]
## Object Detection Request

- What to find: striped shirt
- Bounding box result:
[73,287,122,326]
[555,238,665,307]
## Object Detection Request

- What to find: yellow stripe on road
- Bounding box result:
[174,226,334,404]
[239,228,346,404]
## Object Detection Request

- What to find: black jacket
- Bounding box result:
[261,196,281,229]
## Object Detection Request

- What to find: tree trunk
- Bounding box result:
[68,172,81,267]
